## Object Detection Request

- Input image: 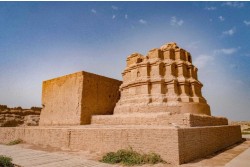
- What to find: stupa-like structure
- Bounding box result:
[116,42,210,115]
[92,42,224,126]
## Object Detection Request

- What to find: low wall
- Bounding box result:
[0,125,242,165]
[92,113,228,127]
[178,125,242,164]
[69,126,180,164]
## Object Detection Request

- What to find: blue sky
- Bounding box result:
[0,1,249,121]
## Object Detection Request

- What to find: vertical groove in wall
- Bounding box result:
[177,128,181,164]
[67,130,71,148]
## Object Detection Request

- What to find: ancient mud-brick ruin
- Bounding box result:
[39,71,122,126]
[115,42,210,115]
[0,42,242,165]
[92,43,224,126]
[0,105,41,127]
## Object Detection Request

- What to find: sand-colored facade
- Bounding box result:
[114,42,210,115]
[93,43,213,126]
[39,71,122,125]
[0,125,241,165]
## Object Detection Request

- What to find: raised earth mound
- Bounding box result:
[0,105,41,127]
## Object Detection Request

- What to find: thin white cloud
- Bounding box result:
[186,41,200,50]
[219,48,237,54]
[222,28,236,36]
[111,5,118,10]
[125,14,128,19]
[244,20,250,26]
[214,47,239,55]
[222,2,245,8]
[170,16,184,26]
[245,53,250,57]
[218,16,225,21]
[91,9,97,14]
[112,15,116,19]
[204,6,217,10]
[193,55,214,69]
[139,19,147,24]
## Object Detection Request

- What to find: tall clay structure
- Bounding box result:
[114,42,210,115]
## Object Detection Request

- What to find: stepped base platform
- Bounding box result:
[0,125,242,165]
[92,113,228,127]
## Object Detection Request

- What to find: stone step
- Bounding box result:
[91,112,172,125]
[91,113,228,127]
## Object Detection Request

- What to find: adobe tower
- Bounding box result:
[92,42,216,126]
[114,42,210,115]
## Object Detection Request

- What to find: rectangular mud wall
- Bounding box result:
[69,127,180,164]
[0,125,242,165]
[39,71,122,126]
[0,127,70,149]
[0,126,180,164]
[178,125,242,164]
[80,72,122,124]
[39,72,84,126]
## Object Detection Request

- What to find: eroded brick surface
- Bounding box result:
[39,71,121,126]
[0,125,242,165]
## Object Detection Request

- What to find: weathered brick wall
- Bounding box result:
[189,114,228,127]
[161,113,228,127]
[0,127,69,148]
[178,125,242,164]
[0,125,242,165]
[0,128,25,143]
[39,71,122,126]
[80,72,122,124]
[91,113,169,125]
[92,113,228,127]
[39,72,84,126]
[0,126,179,164]
[69,126,180,164]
